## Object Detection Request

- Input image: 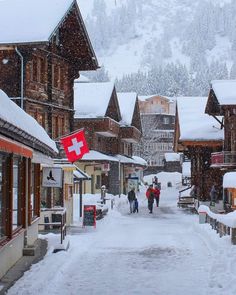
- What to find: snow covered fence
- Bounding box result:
[198,205,236,245]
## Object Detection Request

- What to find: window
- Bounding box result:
[30,163,39,221]
[163,117,169,124]
[39,57,45,84]
[96,175,101,189]
[12,156,23,231]
[52,64,63,89]
[0,153,7,240]
[32,57,38,82]
[31,56,46,84]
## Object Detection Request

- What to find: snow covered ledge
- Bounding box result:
[198,205,236,245]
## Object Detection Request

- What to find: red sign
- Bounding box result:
[60,130,89,162]
[83,205,96,227]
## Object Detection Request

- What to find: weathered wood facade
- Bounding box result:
[74,86,143,195]
[0,1,98,140]
[0,0,98,212]
[0,90,56,279]
[205,80,236,209]
[174,97,224,201]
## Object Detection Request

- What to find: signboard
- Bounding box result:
[42,167,63,187]
[83,205,96,227]
[127,177,139,193]
[101,163,110,172]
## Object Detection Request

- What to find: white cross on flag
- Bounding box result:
[60,129,89,162]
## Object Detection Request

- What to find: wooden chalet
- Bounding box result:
[0,0,98,218]
[74,81,121,194]
[73,83,144,195]
[174,97,224,200]
[205,80,236,209]
[0,90,57,278]
[117,92,143,194]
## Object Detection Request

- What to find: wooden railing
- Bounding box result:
[211,151,236,167]
[39,208,67,244]
[200,208,236,245]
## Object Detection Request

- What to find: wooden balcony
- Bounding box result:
[74,117,120,138]
[120,126,141,143]
[211,151,236,167]
[95,118,120,137]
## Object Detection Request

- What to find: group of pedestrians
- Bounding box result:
[127,188,139,213]
[146,184,160,213]
[127,179,161,214]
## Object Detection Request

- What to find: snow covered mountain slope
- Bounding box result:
[77,0,235,95]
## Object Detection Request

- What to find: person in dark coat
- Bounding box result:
[146,185,155,213]
[153,185,160,207]
[127,188,136,213]
[133,198,139,213]
[210,184,218,205]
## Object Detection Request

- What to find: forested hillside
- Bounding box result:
[79,0,235,96]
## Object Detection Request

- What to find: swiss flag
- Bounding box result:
[60,129,89,162]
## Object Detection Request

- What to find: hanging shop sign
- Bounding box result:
[42,167,63,187]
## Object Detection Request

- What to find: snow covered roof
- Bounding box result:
[211,80,236,105]
[74,82,115,118]
[223,172,236,188]
[80,150,118,162]
[74,75,90,83]
[164,153,180,162]
[0,90,57,152]
[182,161,191,177]
[132,156,147,166]
[114,154,137,164]
[177,97,224,142]
[74,169,91,180]
[0,0,74,44]
[117,92,137,126]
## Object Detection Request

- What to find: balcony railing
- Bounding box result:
[211,151,236,167]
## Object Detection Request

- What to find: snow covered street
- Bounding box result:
[7,184,236,295]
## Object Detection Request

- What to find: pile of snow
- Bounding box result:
[223,172,236,188]
[80,150,118,162]
[144,172,182,189]
[132,155,147,166]
[198,205,236,228]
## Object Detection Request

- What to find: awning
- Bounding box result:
[223,172,236,188]
[32,151,54,165]
[73,169,91,181]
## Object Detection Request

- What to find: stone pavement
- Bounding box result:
[0,239,47,295]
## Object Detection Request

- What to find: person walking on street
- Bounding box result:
[153,185,160,207]
[210,184,218,205]
[146,185,155,213]
[127,188,136,213]
[133,198,139,213]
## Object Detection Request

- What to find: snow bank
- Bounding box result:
[144,172,182,189]
[198,205,236,228]
[164,152,180,162]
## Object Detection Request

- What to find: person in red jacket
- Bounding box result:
[146,184,155,213]
[153,185,160,207]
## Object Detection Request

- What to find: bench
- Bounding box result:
[177,196,195,208]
